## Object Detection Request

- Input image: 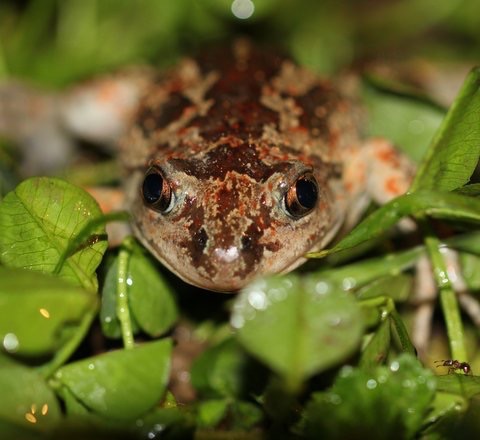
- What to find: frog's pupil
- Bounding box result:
[296,177,318,209]
[143,173,163,204]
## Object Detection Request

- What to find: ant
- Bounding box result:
[435,359,472,375]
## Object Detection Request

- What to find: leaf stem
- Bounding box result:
[117,238,135,350]
[422,222,467,362]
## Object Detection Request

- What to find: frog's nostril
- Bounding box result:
[193,227,208,253]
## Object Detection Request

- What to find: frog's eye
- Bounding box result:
[284,173,318,218]
[142,167,174,213]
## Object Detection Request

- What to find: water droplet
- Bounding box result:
[434,268,449,286]
[342,277,356,290]
[3,332,19,353]
[315,281,330,295]
[268,288,287,302]
[402,379,414,389]
[104,316,112,323]
[248,289,268,310]
[126,277,133,286]
[231,0,255,19]
[147,423,166,439]
[366,379,377,389]
[390,361,400,372]
[231,314,245,329]
[339,365,354,377]
[328,393,342,405]
[88,363,95,370]
[41,404,49,416]
[377,373,388,384]
[328,315,342,327]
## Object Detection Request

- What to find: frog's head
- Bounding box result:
[130,141,342,292]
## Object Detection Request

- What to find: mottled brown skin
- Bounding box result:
[121,40,365,292]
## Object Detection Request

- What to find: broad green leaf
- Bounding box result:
[229,400,263,431]
[424,392,467,427]
[196,399,229,428]
[0,359,61,433]
[55,338,172,421]
[301,354,436,440]
[411,67,480,192]
[127,243,178,337]
[231,274,364,390]
[191,338,250,398]
[100,256,140,339]
[100,242,177,338]
[134,407,194,440]
[0,267,97,357]
[363,76,444,162]
[0,177,108,290]
[311,191,480,258]
[435,374,480,399]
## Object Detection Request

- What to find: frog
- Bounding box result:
[0,39,414,292]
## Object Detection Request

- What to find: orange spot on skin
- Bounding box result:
[375,148,400,167]
[344,181,354,192]
[97,81,120,104]
[385,176,402,195]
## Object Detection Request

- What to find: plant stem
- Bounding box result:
[117,239,135,349]
[423,225,467,362]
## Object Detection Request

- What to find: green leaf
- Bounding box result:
[411,67,480,192]
[100,241,178,339]
[127,243,178,337]
[100,256,139,339]
[229,400,263,431]
[0,358,61,433]
[191,338,249,398]
[435,374,480,399]
[0,267,97,357]
[0,177,108,290]
[424,392,467,427]
[196,399,229,428]
[356,274,413,301]
[231,274,364,390]
[460,252,480,290]
[362,76,445,162]
[301,354,436,440]
[359,319,391,370]
[311,190,480,258]
[134,407,194,440]
[54,338,172,421]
